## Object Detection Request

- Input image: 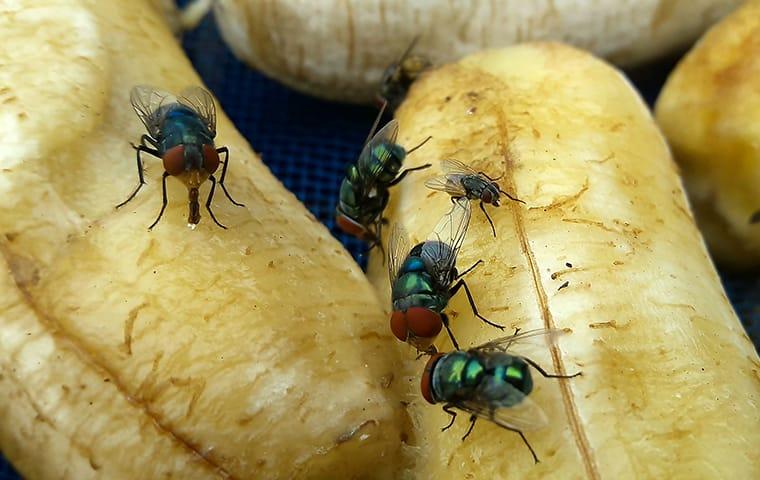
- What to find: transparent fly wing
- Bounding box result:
[424,174,468,197]
[421,198,472,284]
[178,86,217,137]
[130,85,175,138]
[441,158,479,176]
[456,394,549,433]
[476,328,569,353]
[388,223,411,285]
[357,118,400,188]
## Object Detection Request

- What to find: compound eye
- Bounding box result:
[162,145,185,175]
[390,310,408,341]
[481,190,493,203]
[420,353,445,404]
[406,307,442,338]
[203,144,220,174]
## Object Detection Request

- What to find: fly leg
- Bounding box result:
[455,259,483,280]
[406,135,432,155]
[441,403,458,432]
[117,135,160,209]
[479,201,497,238]
[521,356,582,379]
[479,171,502,181]
[441,313,460,350]
[148,172,170,230]
[366,222,386,260]
[497,187,526,205]
[216,146,245,207]
[362,99,388,146]
[504,425,539,464]
[205,175,228,229]
[449,279,505,330]
[461,415,477,440]
[388,163,432,186]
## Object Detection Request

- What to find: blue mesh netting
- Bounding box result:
[1,8,757,479]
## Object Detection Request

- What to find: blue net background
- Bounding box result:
[2,8,758,479]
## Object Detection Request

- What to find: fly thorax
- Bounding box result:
[431,352,482,401]
[461,176,485,199]
[369,142,405,185]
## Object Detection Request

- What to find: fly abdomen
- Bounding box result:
[337,175,362,216]
[477,353,533,407]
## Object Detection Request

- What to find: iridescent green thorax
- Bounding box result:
[430,352,485,402]
[392,255,449,313]
[358,141,405,185]
[431,351,533,407]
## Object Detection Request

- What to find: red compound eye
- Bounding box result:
[421,352,445,404]
[390,310,408,341]
[336,214,369,239]
[162,145,185,175]
[203,144,220,174]
[406,307,442,339]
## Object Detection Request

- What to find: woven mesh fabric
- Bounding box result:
[1,10,757,479]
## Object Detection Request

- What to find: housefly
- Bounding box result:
[425,159,524,237]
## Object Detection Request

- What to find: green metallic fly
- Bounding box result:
[388,198,504,353]
[420,328,582,463]
[335,105,432,252]
[118,85,244,230]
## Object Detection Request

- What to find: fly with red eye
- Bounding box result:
[116,85,245,230]
[425,159,525,237]
[387,199,505,354]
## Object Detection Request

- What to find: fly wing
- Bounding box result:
[424,174,468,197]
[130,85,175,138]
[388,223,411,285]
[441,158,479,176]
[178,86,217,137]
[455,394,549,433]
[421,197,472,284]
[476,328,569,353]
[356,119,400,189]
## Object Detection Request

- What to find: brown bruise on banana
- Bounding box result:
[367,44,760,479]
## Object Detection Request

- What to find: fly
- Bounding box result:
[117,85,244,230]
[335,104,432,252]
[425,159,524,237]
[388,198,504,353]
[420,328,582,463]
[378,36,431,112]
